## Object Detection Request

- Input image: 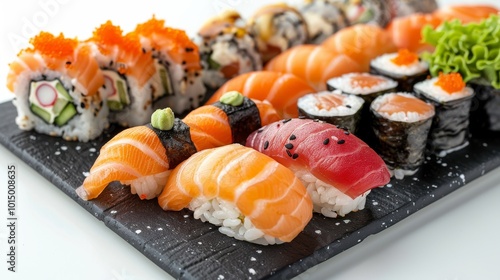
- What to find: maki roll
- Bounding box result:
[298,0,350,44]
[247,3,309,64]
[370,49,429,92]
[133,16,206,116]
[297,90,364,133]
[6,32,108,142]
[370,92,435,179]
[414,73,475,155]
[195,10,262,91]
[335,0,393,27]
[88,21,156,127]
[390,0,438,18]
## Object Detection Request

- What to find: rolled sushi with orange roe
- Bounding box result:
[88,20,157,127]
[6,31,108,142]
[413,73,475,155]
[370,92,435,179]
[132,16,206,115]
[370,49,429,92]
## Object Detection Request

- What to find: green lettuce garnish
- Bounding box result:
[421,15,500,89]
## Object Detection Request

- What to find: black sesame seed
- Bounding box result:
[292,153,299,159]
[344,131,350,135]
[194,72,200,77]
[337,139,345,144]
[285,143,293,149]
[80,102,85,109]
[185,47,194,52]
[109,60,114,67]
[65,61,71,65]
[263,141,269,150]
[346,105,352,108]
[283,118,291,123]
[257,128,264,133]
[313,119,320,122]
[142,48,146,54]
[323,138,330,145]
[286,150,292,157]
[182,60,186,65]
[298,115,306,119]
[289,134,296,140]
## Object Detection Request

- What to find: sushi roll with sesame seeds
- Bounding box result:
[370,49,429,92]
[413,73,475,155]
[195,10,263,91]
[298,0,350,44]
[6,31,108,142]
[391,0,438,18]
[88,20,156,127]
[370,92,435,179]
[247,3,309,64]
[297,90,364,133]
[336,0,393,27]
[132,16,207,116]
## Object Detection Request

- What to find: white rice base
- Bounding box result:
[188,197,284,245]
[111,75,153,127]
[414,77,474,102]
[124,170,171,200]
[327,72,398,95]
[293,169,369,218]
[370,53,428,78]
[371,92,435,123]
[297,90,364,117]
[12,65,109,142]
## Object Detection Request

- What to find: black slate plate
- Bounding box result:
[0,100,499,280]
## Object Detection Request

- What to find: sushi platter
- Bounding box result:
[2,0,500,279]
[0,100,499,279]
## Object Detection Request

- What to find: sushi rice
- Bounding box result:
[297,90,364,117]
[370,53,428,78]
[327,72,398,95]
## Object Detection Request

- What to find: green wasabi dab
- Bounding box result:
[219,91,244,106]
[151,107,175,130]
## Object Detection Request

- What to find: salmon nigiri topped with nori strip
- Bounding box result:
[76,92,279,201]
[246,118,390,218]
[6,31,108,142]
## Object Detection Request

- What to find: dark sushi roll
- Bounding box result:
[370,92,435,179]
[247,3,309,64]
[195,10,263,91]
[468,80,500,133]
[413,73,475,155]
[299,0,350,44]
[370,49,429,92]
[327,72,398,106]
[390,0,438,17]
[297,90,364,133]
[335,0,393,27]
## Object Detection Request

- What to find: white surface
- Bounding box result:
[1,1,500,279]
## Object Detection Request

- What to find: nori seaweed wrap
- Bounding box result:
[468,80,500,133]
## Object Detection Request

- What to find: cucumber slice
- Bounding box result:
[30,103,52,124]
[159,65,174,96]
[52,98,69,115]
[116,80,130,105]
[54,103,77,126]
[107,100,123,111]
[55,81,71,100]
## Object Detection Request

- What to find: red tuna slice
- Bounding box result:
[246,118,390,198]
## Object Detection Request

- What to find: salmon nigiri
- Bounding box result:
[265,44,365,91]
[322,24,397,72]
[76,92,279,200]
[386,13,443,53]
[246,118,390,218]
[158,144,313,245]
[205,71,315,118]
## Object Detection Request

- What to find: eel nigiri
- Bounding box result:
[264,44,365,91]
[321,24,397,72]
[246,118,390,218]
[158,144,313,245]
[76,92,280,200]
[205,71,315,118]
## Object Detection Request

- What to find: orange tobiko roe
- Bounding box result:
[391,49,419,66]
[29,32,78,70]
[434,72,465,94]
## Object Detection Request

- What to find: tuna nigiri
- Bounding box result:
[246,118,390,218]
[76,92,280,200]
[158,144,313,245]
[321,24,397,72]
[205,71,315,118]
[265,44,365,91]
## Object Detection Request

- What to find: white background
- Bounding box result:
[0,1,499,280]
